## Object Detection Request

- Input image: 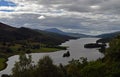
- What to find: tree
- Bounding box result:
[67,59,82,77]
[11,55,63,77]
[32,44,40,49]
[35,56,63,77]
[106,36,120,61]
[81,61,106,77]
[6,48,13,53]
[1,74,10,77]
[12,54,34,77]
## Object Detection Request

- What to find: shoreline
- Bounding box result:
[0,46,67,71]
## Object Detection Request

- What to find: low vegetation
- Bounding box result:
[0,58,7,70]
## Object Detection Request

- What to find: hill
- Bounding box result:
[0,22,74,45]
[95,31,120,43]
[0,22,16,30]
[45,28,65,35]
[96,31,120,38]
[45,28,91,38]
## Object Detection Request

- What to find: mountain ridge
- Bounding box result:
[45,28,65,35]
[96,31,120,38]
[44,28,91,38]
[0,22,74,45]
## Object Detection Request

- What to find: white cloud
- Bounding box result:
[0,12,13,18]
[90,5,100,9]
[38,15,46,20]
[0,6,15,10]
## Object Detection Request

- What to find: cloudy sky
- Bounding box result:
[0,0,120,35]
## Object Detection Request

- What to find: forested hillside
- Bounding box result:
[0,22,74,45]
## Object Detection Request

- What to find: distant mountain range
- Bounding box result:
[0,22,74,45]
[45,28,120,41]
[96,31,120,38]
[95,31,120,43]
[0,22,120,45]
[45,28,91,38]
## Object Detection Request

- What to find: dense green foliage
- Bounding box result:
[12,54,33,77]
[11,55,63,77]
[4,35,120,77]
[0,58,7,70]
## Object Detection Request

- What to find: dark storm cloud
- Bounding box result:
[36,0,105,12]
[0,13,85,29]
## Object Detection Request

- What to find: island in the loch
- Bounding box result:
[0,22,76,71]
[84,38,108,54]
[63,51,70,57]
[84,37,111,49]
[84,43,106,48]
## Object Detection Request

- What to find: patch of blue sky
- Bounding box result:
[0,9,14,12]
[0,0,16,7]
[0,0,17,12]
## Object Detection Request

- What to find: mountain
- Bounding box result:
[66,33,92,38]
[0,22,74,45]
[95,31,120,43]
[45,28,91,38]
[96,31,120,38]
[45,28,65,35]
[0,22,16,30]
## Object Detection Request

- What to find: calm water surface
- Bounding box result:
[0,38,104,76]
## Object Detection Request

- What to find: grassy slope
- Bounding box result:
[0,58,7,71]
